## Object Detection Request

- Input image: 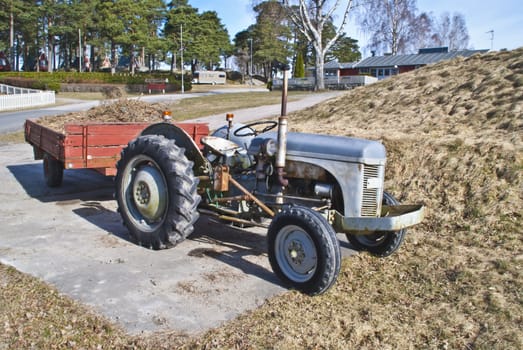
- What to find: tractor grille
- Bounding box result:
[361,164,382,217]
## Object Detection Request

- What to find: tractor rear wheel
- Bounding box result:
[115,135,200,249]
[346,191,406,257]
[268,206,341,295]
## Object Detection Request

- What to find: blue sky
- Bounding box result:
[189,0,522,56]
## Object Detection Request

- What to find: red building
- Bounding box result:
[349,47,488,80]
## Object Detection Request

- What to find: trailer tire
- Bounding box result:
[43,153,64,187]
[268,206,341,295]
[346,191,406,257]
[115,135,200,249]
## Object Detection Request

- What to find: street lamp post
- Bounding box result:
[180,24,184,94]
[248,38,253,86]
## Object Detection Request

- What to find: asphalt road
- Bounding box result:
[0,88,352,336]
[0,88,342,133]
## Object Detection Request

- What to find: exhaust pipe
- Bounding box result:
[276,62,290,188]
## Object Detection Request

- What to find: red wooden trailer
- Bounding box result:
[24,119,209,187]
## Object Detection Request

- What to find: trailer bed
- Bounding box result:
[25,119,209,176]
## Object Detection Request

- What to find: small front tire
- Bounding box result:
[268,206,341,295]
[346,191,407,257]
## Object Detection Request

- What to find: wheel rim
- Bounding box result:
[121,155,168,232]
[274,225,317,283]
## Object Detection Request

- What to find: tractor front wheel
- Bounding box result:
[115,135,200,249]
[346,191,407,257]
[268,206,341,295]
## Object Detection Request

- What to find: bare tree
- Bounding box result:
[357,1,470,55]
[282,0,354,91]
[432,12,469,50]
[356,0,417,55]
[408,11,435,52]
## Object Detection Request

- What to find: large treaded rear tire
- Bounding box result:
[346,191,406,257]
[115,135,200,249]
[268,206,341,295]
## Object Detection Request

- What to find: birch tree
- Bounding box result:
[432,12,469,51]
[282,0,354,90]
[357,1,469,55]
[356,0,417,55]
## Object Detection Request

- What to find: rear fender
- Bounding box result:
[140,122,208,175]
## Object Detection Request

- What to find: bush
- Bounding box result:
[0,76,60,92]
[0,71,191,92]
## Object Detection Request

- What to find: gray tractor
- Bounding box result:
[115,66,424,295]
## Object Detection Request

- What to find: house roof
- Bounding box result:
[355,49,488,68]
[323,60,358,69]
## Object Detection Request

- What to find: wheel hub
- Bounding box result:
[278,228,317,278]
[135,182,151,205]
[131,165,167,222]
[288,240,306,265]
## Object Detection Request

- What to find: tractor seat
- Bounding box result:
[201,136,247,157]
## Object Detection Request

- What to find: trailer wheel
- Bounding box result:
[346,191,406,257]
[43,153,64,187]
[116,135,200,249]
[268,206,341,295]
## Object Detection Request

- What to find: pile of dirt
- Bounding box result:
[36,99,170,133]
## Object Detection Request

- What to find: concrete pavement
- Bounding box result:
[0,88,352,336]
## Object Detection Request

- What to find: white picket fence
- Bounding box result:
[0,84,55,111]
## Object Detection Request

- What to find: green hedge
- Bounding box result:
[0,71,192,93]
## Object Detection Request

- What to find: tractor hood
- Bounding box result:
[249,132,386,165]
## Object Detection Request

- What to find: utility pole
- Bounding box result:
[486,30,494,51]
[78,29,82,72]
[9,9,14,69]
[248,38,253,86]
[180,24,184,94]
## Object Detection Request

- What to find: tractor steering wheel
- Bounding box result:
[233,121,278,137]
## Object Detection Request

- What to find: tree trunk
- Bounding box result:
[111,42,116,66]
[314,52,325,91]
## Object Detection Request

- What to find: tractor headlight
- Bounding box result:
[263,138,278,157]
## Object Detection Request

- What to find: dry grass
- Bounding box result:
[0,264,130,349]
[2,48,522,349]
[166,90,308,120]
[0,130,24,144]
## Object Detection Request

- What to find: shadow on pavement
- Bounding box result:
[189,216,281,286]
[7,163,114,202]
